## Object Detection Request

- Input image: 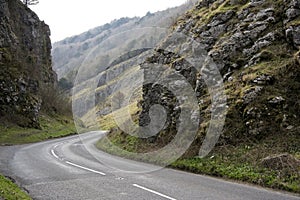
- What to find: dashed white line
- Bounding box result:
[50,143,106,176]
[65,161,106,176]
[133,184,177,200]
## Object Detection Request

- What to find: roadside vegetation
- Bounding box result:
[0,174,31,200]
[171,142,300,193]
[0,114,76,145]
[97,124,300,193]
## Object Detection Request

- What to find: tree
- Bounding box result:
[58,78,73,91]
[112,91,125,110]
[23,0,39,6]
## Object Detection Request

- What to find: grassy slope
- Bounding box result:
[0,175,31,200]
[0,114,76,145]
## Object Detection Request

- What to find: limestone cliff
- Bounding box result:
[139,0,300,152]
[105,0,300,162]
[0,0,56,127]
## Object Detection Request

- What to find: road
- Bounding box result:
[0,131,299,200]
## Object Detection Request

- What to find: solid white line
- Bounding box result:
[133,184,177,200]
[65,161,106,176]
[51,149,59,159]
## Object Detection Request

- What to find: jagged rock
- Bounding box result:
[0,0,56,127]
[136,0,300,150]
[252,74,275,85]
[286,25,300,48]
[286,125,294,130]
[207,10,235,27]
[249,0,265,7]
[243,86,263,104]
[244,32,277,56]
[255,8,275,21]
[268,96,285,105]
[292,26,300,48]
[284,0,300,23]
[286,8,300,20]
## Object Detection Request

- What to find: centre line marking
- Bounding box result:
[133,184,177,200]
[65,161,106,176]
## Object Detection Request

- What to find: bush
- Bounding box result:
[39,85,72,116]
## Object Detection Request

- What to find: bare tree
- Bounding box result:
[23,0,39,6]
[112,91,125,109]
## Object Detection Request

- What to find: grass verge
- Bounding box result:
[0,113,76,145]
[97,126,300,194]
[0,174,31,200]
[170,151,300,193]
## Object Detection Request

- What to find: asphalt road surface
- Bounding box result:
[0,131,299,200]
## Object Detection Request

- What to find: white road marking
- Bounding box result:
[133,184,177,200]
[51,143,63,159]
[51,149,59,159]
[65,161,106,176]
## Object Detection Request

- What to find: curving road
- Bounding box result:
[0,131,299,200]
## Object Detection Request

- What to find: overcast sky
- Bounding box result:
[31,0,187,42]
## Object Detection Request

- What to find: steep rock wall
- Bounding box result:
[138,0,300,154]
[0,0,56,127]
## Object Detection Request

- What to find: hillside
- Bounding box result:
[98,0,300,193]
[52,2,196,127]
[52,3,194,83]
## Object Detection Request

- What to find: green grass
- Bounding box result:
[171,155,300,193]
[98,131,300,193]
[0,174,31,200]
[0,114,76,145]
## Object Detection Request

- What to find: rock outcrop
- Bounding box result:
[0,0,56,127]
[137,0,300,154]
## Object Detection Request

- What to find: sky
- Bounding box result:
[31,0,188,42]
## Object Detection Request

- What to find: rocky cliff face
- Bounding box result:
[95,0,300,191]
[0,0,56,127]
[136,0,300,154]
